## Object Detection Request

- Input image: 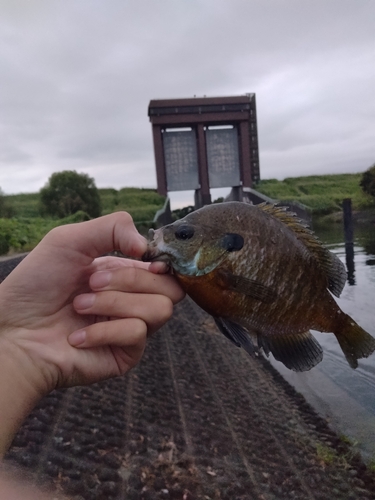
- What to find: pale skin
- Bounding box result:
[0,212,185,468]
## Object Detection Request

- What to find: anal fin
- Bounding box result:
[258,331,323,372]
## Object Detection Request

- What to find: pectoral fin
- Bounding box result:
[217,269,277,303]
[258,331,323,372]
[214,317,258,357]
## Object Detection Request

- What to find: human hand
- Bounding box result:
[0,213,184,453]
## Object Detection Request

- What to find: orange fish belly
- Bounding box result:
[176,271,240,318]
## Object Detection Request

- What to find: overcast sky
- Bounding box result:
[1,0,374,208]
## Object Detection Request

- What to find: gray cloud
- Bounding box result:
[0,0,374,208]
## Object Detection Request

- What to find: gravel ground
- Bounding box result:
[0,254,27,276]
[2,256,375,500]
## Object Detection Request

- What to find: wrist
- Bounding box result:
[0,339,47,457]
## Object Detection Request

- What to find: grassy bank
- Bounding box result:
[4,187,165,221]
[255,173,374,215]
[1,174,374,255]
[0,211,91,255]
[1,188,165,255]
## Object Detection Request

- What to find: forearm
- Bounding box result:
[0,343,43,458]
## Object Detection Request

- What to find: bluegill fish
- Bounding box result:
[143,202,375,371]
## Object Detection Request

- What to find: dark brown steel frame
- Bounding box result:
[148,95,260,206]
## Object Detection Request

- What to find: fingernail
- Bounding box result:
[91,271,111,289]
[68,330,86,346]
[75,293,95,309]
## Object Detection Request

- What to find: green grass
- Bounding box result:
[100,187,165,222]
[255,174,374,215]
[2,192,41,218]
[5,175,371,220]
[315,443,337,465]
[4,187,165,222]
[1,174,373,254]
[0,211,90,255]
[0,187,166,255]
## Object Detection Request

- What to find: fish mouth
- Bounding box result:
[142,248,171,264]
[142,227,173,264]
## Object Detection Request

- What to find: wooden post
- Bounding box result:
[343,198,355,285]
[343,198,353,244]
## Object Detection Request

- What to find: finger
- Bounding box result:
[46,212,147,260]
[68,318,147,370]
[148,261,170,274]
[92,256,170,275]
[89,267,185,304]
[92,256,153,273]
[69,318,147,348]
[73,291,174,331]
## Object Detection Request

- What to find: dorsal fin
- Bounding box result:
[257,203,346,297]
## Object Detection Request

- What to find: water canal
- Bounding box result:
[270,220,375,460]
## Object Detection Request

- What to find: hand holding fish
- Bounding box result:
[0,212,184,455]
[144,202,375,371]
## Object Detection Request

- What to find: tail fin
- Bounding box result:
[334,314,375,369]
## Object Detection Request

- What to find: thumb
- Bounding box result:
[45,212,147,260]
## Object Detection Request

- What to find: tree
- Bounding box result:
[360,164,375,200]
[40,171,101,218]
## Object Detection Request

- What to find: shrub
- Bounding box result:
[40,171,101,218]
[360,164,375,200]
[0,213,92,255]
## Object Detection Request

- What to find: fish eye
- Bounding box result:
[175,225,195,240]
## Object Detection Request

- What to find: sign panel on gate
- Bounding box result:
[163,130,200,191]
[206,128,240,188]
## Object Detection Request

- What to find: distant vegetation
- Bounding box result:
[360,163,375,200]
[0,187,165,255]
[0,211,91,256]
[40,171,101,218]
[3,187,165,222]
[1,171,374,255]
[255,173,374,215]
[99,187,166,222]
